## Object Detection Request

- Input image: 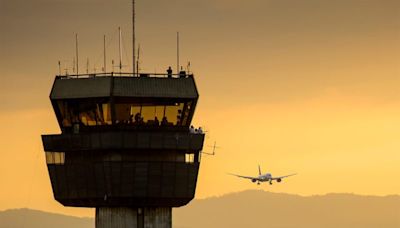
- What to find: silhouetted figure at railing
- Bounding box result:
[167,66,173,78]
[134,113,144,125]
[161,116,168,126]
[179,70,186,78]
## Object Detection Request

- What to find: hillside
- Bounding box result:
[174,190,400,228]
[0,208,93,228]
[0,191,399,228]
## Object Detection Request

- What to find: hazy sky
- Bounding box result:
[0,0,399,217]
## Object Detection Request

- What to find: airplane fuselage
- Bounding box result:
[254,173,272,182]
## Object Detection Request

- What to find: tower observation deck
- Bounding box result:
[41,72,205,228]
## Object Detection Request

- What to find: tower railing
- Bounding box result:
[57,72,193,80]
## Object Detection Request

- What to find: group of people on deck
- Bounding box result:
[189,126,203,134]
[128,113,172,126]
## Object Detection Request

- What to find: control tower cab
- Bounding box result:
[42,72,205,227]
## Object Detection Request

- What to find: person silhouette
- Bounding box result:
[190,125,195,133]
[161,116,168,126]
[167,66,173,78]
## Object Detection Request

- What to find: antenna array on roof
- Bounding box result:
[57,0,196,78]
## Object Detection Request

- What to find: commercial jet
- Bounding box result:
[229,165,297,185]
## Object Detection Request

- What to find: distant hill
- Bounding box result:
[174,190,400,228]
[1,191,399,228]
[0,209,93,228]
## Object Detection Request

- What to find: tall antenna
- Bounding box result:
[177,32,180,73]
[132,0,136,75]
[58,61,61,75]
[75,33,79,75]
[118,27,123,73]
[103,35,106,73]
[136,44,140,74]
[187,61,191,74]
[86,58,89,74]
[73,57,76,73]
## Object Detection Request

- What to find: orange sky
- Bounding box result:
[0,0,399,217]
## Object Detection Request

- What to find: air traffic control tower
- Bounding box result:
[41,72,205,228]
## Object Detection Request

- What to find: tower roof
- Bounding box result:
[50,74,199,100]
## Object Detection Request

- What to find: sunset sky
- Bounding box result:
[0,0,399,217]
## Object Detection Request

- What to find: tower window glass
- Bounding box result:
[45,152,65,165]
[114,101,190,127]
[185,153,195,163]
[56,98,194,128]
[57,99,111,127]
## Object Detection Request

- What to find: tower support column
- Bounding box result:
[96,207,171,228]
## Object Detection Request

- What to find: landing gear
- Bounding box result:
[269,181,273,185]
[257,182,260,185]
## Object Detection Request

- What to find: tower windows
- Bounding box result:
[56,100,111,128]
[55,98,194,129]
[45,152,65,165]
[114,101,190,127]
[185,154,195,163]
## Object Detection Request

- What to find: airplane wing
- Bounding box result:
[228,173,259,180]
[272,173,297,180]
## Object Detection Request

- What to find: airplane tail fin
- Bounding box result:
[258,165,262,175]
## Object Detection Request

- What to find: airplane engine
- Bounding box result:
[277,178,282,182]
[252,179,257,183]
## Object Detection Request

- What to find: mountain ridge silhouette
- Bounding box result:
[1,190,399,228]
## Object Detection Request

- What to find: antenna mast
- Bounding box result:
[137,44,140,74]
[58,61,61,75]
[86,58,89,74]
[75,33,79,75]
[177,32,180,73]
[132,0,136,75]
[103,35,107,73]
[119,27,123,73]
[73,57,76,73]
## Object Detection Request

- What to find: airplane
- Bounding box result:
[229,165,297,185]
